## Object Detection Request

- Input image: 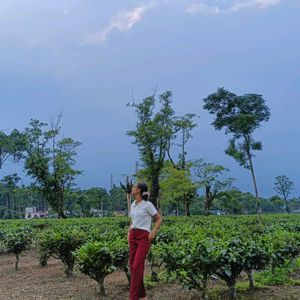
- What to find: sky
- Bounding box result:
[0,0,299,198]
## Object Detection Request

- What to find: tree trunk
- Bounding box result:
[5,194,9,218]
[186,198,191,217]
[58,209,67,219]
[204,186,212,216]
[246,269,255,290]
[247,150,262,218]
[57,192,67,218]
[150,175,159,209]
[204,198,210,216]
[15,253,19,270]
[228,284,237,300]
[127,194,131,214]
[201,280,209,300]
[98,277,105,296]
[201,291,209,300]
[284,197,290,213]
[65,264,73,277]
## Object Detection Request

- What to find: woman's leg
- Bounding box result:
[129,232,150,300]
[129,240,138,277]
[139,280,147,298]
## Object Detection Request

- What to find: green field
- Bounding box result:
[1,215,300,299]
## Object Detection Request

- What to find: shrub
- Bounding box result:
[75,241,116,296]
[38,228,86,277]
[3,227,33,270]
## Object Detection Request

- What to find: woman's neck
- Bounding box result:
[135,196,143,203]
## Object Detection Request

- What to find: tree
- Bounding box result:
[160,162,196,216]
[203,88,270,215]
[24,117,81,218]
[168,113,198,170]
[120,176,133,213]
[86,187,110,213]
[127,91,175,208]
[289,197,300,212]
[109,184,127,212]
[269,195,285,212]
[167,113,198,215]
[215,189,242,215]
[0,174,21,219]
[192,159,234,215]
[274,175,294,213]
[0,129,26,169]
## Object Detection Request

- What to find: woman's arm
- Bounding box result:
[148,213,163,242]
[127,221,132,244]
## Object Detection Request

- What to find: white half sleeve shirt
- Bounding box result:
[129,200,158,232]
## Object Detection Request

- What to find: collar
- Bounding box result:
[133,200,144,207]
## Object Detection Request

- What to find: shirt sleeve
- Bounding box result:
[128,203,133,217]
[147,201,158,217]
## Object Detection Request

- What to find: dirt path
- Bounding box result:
[1,251,300,299]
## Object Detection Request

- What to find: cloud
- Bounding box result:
[186,0,281,15]
[228,0,280,12]
[86,0,282,45]
[87,3,154,44]
[186,3,220,15]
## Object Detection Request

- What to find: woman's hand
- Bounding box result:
[148,213,162,243]
[148,230,156,242]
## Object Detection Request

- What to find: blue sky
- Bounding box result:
[0,0,299,198]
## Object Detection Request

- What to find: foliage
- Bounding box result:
[192,159,234,215]
[274,175,294,213]
[160,161,196,216]
[24,117,81,218]
[0,129,26,169]
[75,241,116,295]
[2,227,33,269]
[162,234,216,299]
[127,91,176,208]
[37,228,86,277]
[203,88,271,214]
[2,215,300,299]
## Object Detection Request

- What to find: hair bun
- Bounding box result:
[142,191,150,200]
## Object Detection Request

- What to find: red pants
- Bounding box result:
[129,228,151,300]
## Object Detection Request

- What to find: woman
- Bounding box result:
[128,182,162,300]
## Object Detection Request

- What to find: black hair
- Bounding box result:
[137,182,149,200]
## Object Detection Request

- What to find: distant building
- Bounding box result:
[113,211,127,217]
[25,207,48,219]
[210,209,225,216]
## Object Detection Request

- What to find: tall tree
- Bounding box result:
[274,175,294,213]
[0,129,26,169]
[24,117,81,218]
[203,88,270,215]
[127,91,175,208]
[168,113,198,169]
[192,159,234,216]
[167,113,198,215]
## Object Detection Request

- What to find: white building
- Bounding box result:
[25,207,48,219]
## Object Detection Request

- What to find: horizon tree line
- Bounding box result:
[0,87,298,218]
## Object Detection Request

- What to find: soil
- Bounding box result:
[1,251,300,300]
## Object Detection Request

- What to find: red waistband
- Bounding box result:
[130,228,149,233]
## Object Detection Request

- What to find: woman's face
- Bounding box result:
[131,185,141,197]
